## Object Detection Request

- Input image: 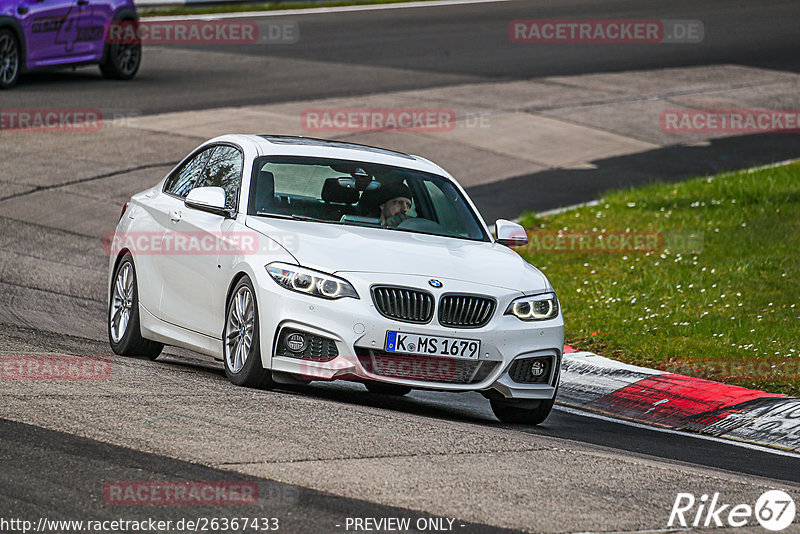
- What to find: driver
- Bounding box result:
[377,182,413,227]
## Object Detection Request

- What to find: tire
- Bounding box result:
[364,382,412,396]
[490,395,555,425]
[99,19,141,80]
[0,28,21,90]
[223,277,274,389]
[108,254,163,359]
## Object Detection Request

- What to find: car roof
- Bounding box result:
[258,135,415,159]
[207,134,447,175]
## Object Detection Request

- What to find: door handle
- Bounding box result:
[17,6,28,14]
[169,210,182,223]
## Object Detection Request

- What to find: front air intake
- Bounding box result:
[356,348,498,385]
[275,328,339,362]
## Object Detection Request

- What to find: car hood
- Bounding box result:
[245,217,550,293]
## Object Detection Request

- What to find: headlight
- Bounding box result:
[266,263,359,300]
[505,293,559,321]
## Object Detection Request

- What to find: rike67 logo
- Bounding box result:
[669,490,796,531]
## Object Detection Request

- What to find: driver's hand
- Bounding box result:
[384,213,409,227]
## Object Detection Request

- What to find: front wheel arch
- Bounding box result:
[99,10,141,80]
[224,272,251,320]
[101,7,137,63]
[0,18,26,70]
[110,248,132,301]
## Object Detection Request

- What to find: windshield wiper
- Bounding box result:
[256,211,290,218]
[290,214,333,223]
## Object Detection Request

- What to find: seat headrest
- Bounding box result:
[356,187,381,216]
[321,178,359,204]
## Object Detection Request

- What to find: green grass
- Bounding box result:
[517,162,800,396]
[139,0,435,17]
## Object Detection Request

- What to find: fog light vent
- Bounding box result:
[276,328,338,362]
[508,356,553,384]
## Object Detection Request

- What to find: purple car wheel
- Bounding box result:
[0,29,20,89]
[100,20,141,80]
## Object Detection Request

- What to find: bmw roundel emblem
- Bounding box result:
[428,279,443,288]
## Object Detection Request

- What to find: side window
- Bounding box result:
[195,146,244,209]
[164,147,214,198]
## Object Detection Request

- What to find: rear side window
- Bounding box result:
[163,147,214,198]
[194,146,244,209]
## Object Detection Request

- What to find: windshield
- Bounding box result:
[247,156,490,242]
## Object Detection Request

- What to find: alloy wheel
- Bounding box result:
[0,33,19,86]
[116,43,140,77]
[110,262,134,343]
[225,286,255,373]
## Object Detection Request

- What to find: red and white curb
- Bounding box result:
[559,347,800,453]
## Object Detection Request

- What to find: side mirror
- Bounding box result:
[185,187,233,218]
[495,219,528,247]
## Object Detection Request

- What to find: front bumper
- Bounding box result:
[254,270,564,400]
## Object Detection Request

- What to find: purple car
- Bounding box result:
[0,0,140,89]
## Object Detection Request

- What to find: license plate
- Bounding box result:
[385,331,480,359]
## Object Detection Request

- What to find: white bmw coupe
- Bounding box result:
[107,135,564,424]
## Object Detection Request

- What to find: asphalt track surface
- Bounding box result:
[3,0,800,531]
[1,418,519,534]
